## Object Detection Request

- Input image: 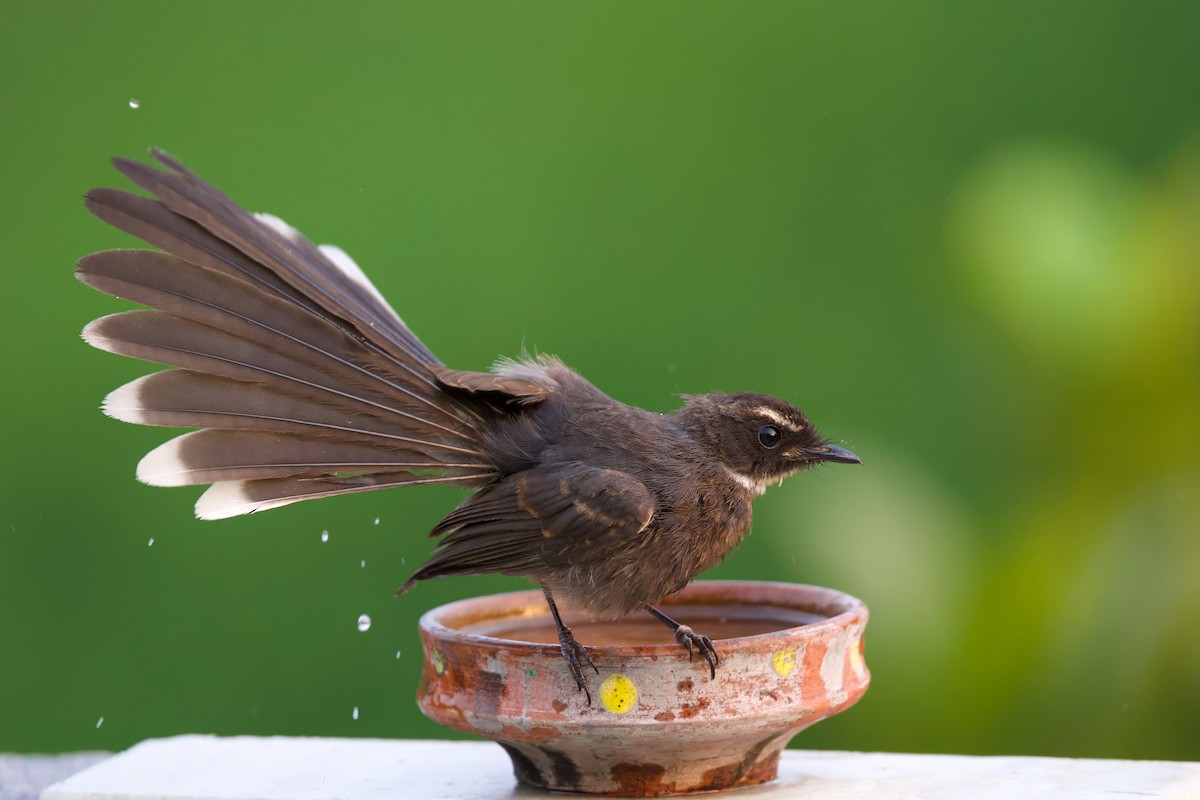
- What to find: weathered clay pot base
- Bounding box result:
[417,581,869,796]
[499,734,786,795]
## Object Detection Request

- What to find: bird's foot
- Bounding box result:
[556,624,599,704]
[674,624,719,679]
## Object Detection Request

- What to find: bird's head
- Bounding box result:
[677,392,860,495]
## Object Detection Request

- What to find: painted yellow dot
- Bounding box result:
[599,673,638,714]
[772,647,797,677]
[850,639,866,676]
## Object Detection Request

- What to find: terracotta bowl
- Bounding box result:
[416,580,869,796]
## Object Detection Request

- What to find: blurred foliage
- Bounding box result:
[1,1,1197,761]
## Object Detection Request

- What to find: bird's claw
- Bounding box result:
[557,624,598,704]
[675,624,718,679]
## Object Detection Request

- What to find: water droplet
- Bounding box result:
[360,559,366,569]
[147,537,154,547]
[95,716,104,728]
[352,706,359,720]
[321,530,329,542]
[400,557,406,564]
[395,650,402,659]
[128,98,140,109]
[373,517,380,526]
[357,614,371,632]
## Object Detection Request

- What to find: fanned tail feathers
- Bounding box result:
[79,150,498,518]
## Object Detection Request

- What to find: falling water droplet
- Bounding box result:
[352,706,359,720]
[357,614,371,632]
[321,530,329,542]
[395,650,402,659]
[401,557,406,564]
[373,517,380,526]
[360,559,366,569]
[147,537,154,547]
[128,98,140,109]
[96,716,104,728]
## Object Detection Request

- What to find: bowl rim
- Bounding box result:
[417,579,868,658]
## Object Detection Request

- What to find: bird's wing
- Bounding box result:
[400,461,656,589]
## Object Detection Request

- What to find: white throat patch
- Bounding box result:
[723,465,769,496]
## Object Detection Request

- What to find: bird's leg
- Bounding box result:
[645,603,719,679]
[543,587,598,704]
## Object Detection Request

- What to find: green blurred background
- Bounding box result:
[2,1,1197,761]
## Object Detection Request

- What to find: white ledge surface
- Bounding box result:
[40,735,1200,800]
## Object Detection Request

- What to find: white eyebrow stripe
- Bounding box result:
[754,406,803,431]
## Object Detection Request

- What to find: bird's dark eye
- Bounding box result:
[757,425,781,448]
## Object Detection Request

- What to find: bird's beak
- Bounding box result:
[802,444,862,465]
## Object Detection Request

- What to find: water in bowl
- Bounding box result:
[461,602,824,646]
